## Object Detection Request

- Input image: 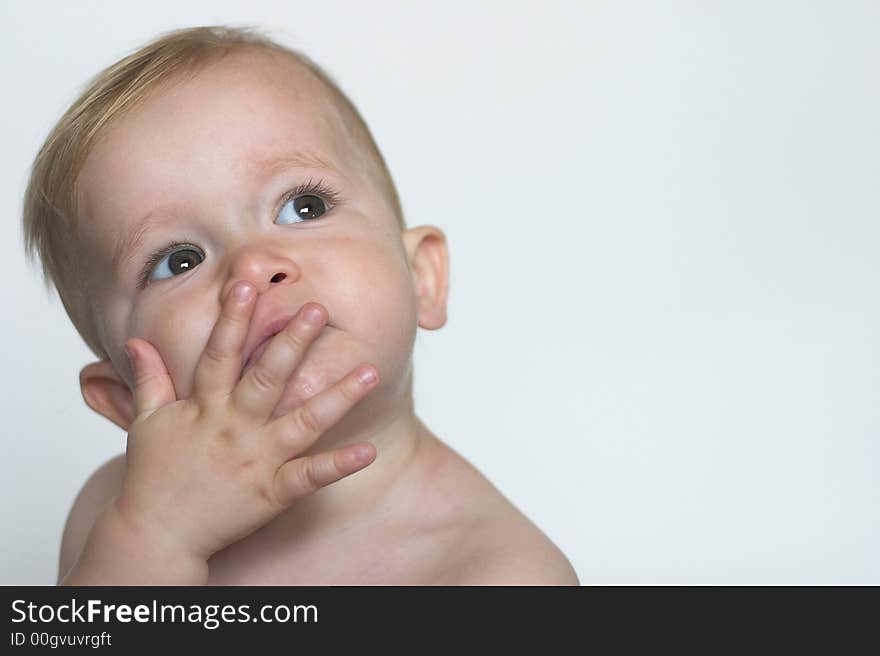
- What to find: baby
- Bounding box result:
[23,26,578,585]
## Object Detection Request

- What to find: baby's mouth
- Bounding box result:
[240,314,295,379]
[239,317,332,379]
[241,338,274,378]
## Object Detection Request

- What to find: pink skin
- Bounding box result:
[76,49,432,441]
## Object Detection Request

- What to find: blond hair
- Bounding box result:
[23,25,404,359]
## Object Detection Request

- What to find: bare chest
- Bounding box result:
[206,521,467,586]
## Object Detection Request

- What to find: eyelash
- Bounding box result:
[136,178,343,290]
[278,177,343,215]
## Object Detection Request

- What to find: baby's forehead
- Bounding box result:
[77,51,363,225]
[90,50,354,171]
[173,50,356,158]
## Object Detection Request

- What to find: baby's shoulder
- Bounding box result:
[57,453,126,583]
[419,441,578,585]
[447,512,580,585]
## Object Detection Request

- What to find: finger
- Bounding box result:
[232,302,327,420]
[192,281,256,401]
[272,442,376,507]
[264,364,379,461]
[125,337,176,419]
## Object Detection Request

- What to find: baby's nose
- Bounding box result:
[222,247,301,298]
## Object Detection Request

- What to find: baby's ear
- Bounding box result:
[79,360,135,431]
[402,225,449,330]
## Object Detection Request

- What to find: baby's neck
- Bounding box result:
[263,393,432,538]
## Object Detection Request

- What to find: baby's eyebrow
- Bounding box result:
[111,150,341,272]
[112,209,177,272]
[253,151,340,176]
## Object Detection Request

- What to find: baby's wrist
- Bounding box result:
[106,497,209,583]
[63,499,209,585]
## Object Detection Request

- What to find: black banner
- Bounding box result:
[0,586,872,650]
[3,586,584,650]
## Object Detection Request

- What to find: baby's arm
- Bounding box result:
[57,454,124,584]
[60,281,380,585]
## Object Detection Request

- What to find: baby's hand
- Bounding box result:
[78,282,378,584]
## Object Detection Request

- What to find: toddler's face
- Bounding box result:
[76,51,433,422]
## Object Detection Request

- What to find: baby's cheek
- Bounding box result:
[130,300,216,399]
[358,257,419,362]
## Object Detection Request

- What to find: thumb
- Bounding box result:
[125,337,176,419]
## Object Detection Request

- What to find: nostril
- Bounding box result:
[270,272,287,283]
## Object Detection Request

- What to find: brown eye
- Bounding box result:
[276,194,328,224]
[149,247,204,282]
[169,249,203,273]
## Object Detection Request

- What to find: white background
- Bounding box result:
[1,1,877,584]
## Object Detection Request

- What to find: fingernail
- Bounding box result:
[124,343,136,367]
[232,282,254,302]
[357,367,378,385]
[352,444,374,464]
[303,305,324,325]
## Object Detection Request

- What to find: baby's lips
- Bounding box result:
[239,305,331,378]
[240,314,294,377]
[241,337,274,377]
